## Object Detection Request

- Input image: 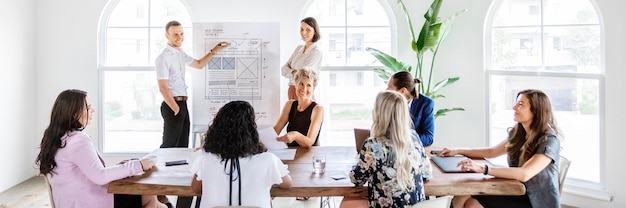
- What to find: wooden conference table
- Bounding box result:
[108,147,525,197]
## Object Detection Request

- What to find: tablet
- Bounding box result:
[431,156,471,173]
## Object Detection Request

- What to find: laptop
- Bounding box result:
[431,155,472,173]
[353,128,370,153]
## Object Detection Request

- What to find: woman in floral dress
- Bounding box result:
[341,90,432,208]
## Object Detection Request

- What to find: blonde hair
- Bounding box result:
[371,90,417,190]
[294,67,319,87]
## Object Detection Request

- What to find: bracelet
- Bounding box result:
[484,164,489,175]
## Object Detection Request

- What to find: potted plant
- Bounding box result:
[367,0,466,118]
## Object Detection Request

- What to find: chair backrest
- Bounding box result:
[558,156,571,194]
[353,128,370,153]
[43,175,55,208]
[408,195,453,208]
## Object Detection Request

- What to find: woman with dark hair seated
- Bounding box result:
[36,89,165,208]
[190,101,292,208]
[387,71,435,146]
[438,89,562,208]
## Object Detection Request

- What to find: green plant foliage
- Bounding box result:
[367,0,466,118]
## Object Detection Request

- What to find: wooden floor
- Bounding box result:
[0,176,576,208]
[0,176,51,208]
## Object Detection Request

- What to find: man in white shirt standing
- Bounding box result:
[155,20,227,208]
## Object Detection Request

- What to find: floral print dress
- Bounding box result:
[349,135,433,208]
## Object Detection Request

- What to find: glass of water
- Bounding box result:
[312,155,326,174]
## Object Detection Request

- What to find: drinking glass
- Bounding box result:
[312,155,326,174]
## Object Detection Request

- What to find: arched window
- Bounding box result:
[486,0,602,186]
[98,0,191,153]
[304,0,394,145]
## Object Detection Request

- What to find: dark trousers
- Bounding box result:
[160,100,198,207]
[176,196,201,208]
[160,101,190,148]
[472,194,531,208]
[114,194,142,208]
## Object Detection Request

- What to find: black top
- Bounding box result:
[286,101,320,146]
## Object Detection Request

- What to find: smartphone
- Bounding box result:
[430,150,442,155]
[165,160,188,166]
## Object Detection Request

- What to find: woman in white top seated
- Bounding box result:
[191,101,292,208]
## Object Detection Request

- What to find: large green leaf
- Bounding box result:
[426,77,460,99]
[437,9,468,46]
[430,77,460,95]
[397,0,417,50]
[424,0,443,22]
[366,47,411,72]
[373,67,392,81]
[416,0,443,53]
[427,94,446,99]
[424,23,442,51]
[434,108,465,118]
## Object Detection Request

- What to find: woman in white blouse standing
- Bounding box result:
[281,17,323,100]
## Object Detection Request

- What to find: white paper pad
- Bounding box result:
[259,127,287,150]
[268,148,297,160]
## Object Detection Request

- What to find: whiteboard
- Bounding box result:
[191,22,280,126]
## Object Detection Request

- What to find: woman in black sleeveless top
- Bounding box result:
[273,67,323,147]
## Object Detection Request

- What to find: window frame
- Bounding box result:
[301,0,397,145]
[97,0,192,154]
[484,0,607,193]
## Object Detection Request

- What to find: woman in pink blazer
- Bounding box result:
[36,89,166,208]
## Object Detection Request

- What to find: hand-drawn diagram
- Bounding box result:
[191,22,280,126]
[204,37,265,100]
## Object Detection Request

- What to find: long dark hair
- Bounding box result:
[391,71,421,99]
[506,89,560,166]
[36,89,88,175]
[203,101,263,160]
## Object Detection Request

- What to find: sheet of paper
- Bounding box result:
[259,127,287,150]
[268,148,297,160]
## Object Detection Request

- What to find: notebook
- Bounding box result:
[353,128,370,153]
[431,155,472,173]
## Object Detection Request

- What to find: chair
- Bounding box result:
[43,175,55,208]
[353,128,370,153]
[558,156,571,194]
[408,196,453,208]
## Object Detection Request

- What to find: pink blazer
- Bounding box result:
[46,131,144,208]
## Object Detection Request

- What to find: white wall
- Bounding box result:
[2,0,621,206]
[0,0,36,192]
[576,0,626,207]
